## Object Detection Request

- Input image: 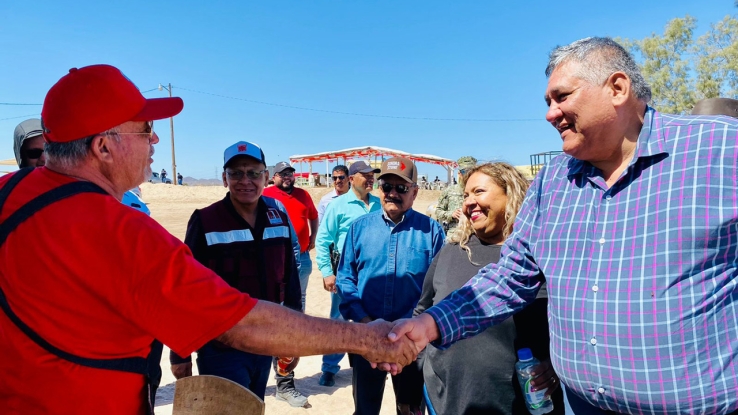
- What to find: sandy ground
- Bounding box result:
[142,182,441,415]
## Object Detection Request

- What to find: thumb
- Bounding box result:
[387,319,411,342]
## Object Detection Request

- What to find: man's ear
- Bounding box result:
[88,134,114,163]
[606,71,631,106]
[222,171,228,188]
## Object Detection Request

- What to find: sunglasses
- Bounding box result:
[226,169,267,181]
[331,175,346,181]
[110,121,155,140]
[380,182,414,194]
[24,148,44,160]
[277,171,294,178]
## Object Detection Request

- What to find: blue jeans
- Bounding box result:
[298,251,311,311]
[321,291,344,374]
[196,343,272,399]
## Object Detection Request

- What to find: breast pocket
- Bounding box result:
[399,247,431,277]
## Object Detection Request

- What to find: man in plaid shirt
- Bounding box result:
[388,37,738,415]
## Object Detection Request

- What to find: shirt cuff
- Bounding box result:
[425,301,460,350]
[319,265,333,277]
[345,302,368,322]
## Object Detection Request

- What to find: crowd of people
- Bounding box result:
[2,35,738,415]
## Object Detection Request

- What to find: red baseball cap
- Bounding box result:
[41,64,184,143]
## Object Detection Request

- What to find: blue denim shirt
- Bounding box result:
[337,208,444,322]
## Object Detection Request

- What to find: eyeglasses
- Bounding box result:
[277,171,294,178]
[226,169,267,181]
[380,182,414,194]
[24,148,44,160]
[331,175,346,181]
[110,121,155,140]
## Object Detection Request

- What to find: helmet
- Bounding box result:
[457,156,477,170]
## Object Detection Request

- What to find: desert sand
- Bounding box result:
[142,182,441,415]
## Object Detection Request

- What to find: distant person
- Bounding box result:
[160,168,167,183]
[0,64,417,414]
[315,161,380,387]
[691,97,738,118]
[337,157,444,415]
[416,162,563,415]
[262,161,319,407]
[317,165,350,223]
[13,118,46,168]
[177,172,183,185]
[170,141,302,403]
[435,156,477,238]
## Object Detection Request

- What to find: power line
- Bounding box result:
[0,113,40,121]
[0,88,159,107]
[173,86,541,122]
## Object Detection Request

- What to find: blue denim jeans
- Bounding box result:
[321,291,344,374]
[196,343,272,399]
[298,251,311,311]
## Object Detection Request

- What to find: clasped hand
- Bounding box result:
[363,314,438,375]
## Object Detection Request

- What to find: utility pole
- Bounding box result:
[158,83,177,185]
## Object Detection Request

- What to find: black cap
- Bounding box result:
[274,161,295,174]
[349,161,380,175]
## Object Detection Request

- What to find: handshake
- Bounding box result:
[360,314,440,375]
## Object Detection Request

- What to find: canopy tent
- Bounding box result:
[1,158,17,175]
[289,146,458,185]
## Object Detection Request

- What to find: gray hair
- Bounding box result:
[44,127,121,169]
[545,37,651,103]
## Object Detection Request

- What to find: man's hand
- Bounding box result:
[323,275,337,293]
[171,362,192,379]
[278,356,300,373]
[451,208,463,221]
[308,240,316,251]
[530,360,561,397]
[360,320,418,375]
[387,313,439,353]
[371,314,439,373]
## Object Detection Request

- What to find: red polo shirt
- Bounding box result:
[0,168,257,414]
[263,186,318,252]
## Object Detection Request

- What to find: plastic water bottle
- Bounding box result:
[516,348,554,415]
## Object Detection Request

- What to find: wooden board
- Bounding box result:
[172,375,265,415]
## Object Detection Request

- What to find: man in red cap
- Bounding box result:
[0,65,418,415]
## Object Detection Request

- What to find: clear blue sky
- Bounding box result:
[0,1,734,180]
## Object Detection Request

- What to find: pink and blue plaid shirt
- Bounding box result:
[427,107,738,415]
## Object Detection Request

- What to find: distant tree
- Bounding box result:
[618,15,738,114]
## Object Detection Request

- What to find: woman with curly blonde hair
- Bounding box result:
[415,162,563,415]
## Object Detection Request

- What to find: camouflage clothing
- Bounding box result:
[435,183,465,234]
[435,156,477,238]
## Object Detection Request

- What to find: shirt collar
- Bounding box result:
[347,188,377,204]
[382,208,411,226]
[567,106,667,178]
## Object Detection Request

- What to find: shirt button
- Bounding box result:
[592,285,599,292]
[598,387,605,394]
[605,195,612,201]
[599,238,606,245]
[590,337,597,345]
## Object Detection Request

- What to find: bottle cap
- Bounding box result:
[517,348,533,361]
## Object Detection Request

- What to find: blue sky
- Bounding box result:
[0,1,734,180]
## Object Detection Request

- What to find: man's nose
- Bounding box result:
[545,102,562,125]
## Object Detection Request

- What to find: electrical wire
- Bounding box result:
[0,113,40,121]
[172,86,541,122]
[1,87,541,123]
